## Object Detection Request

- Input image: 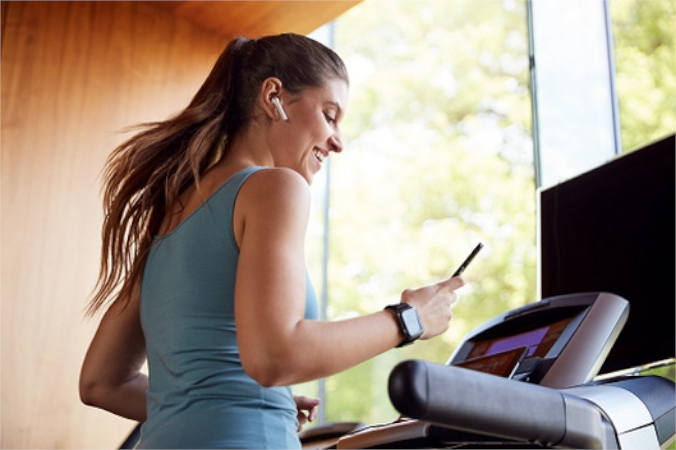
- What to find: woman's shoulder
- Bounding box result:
[235,166,311,222]
[248,166,308,189]
[242,167,310,202]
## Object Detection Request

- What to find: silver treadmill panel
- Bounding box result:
[563,384,654,434]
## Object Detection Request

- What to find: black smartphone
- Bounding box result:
[452,242,483,277]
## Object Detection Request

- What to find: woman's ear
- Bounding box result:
[259,77,286,121]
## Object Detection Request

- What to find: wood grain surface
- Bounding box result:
[1,1,356,447]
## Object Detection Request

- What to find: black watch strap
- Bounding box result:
[385,303,424,347]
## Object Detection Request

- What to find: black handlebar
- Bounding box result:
[388,360,610,449]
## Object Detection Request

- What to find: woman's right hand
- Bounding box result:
[401,276,465,340]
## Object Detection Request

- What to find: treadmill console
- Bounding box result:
[331,291,672,449]
[448,291,629,388]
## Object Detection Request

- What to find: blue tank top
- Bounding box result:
[137,166,318,449]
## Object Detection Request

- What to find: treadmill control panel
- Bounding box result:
[448,292,629,387]
[467,316,574,359]
[456,347,528,378]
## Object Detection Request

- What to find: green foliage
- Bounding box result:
[300,0,675,427]
[611,0,676,151]
[317,0,537,424]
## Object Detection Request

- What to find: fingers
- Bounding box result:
[296,407,318,432]
[440,275,465,292]
[294,395,320,430]
[297,412,307,432]
[401,276,465,300]
[294,395,320,410]
[308,403,318,422]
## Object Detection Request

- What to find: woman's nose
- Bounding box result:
[328,134,343,153]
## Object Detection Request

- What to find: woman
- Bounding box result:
[79,33,464,449]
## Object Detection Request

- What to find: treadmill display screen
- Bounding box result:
[456,347,527,377]
[468,317,574,360]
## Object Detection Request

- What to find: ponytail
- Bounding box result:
[87,33,348,315]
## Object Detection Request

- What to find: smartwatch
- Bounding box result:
[385,303,424,347]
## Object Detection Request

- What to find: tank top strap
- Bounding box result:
[208,165,318,320]
[208,165,267,253]
[228,166,267,191]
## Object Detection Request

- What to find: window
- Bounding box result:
[610,0,676,153]
[528,0,620,187]
[299,0,674,426]
[309,0,536,424]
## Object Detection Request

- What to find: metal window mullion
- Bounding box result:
[526,0,542,189]
[603,0,623,155]
[318,156,331,425]
[317,20,336,425]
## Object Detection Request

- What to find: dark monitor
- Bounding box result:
[539,133,675,374]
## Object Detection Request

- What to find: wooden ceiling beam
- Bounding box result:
[156,1,361,40]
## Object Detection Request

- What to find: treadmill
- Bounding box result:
[307,292,675,449]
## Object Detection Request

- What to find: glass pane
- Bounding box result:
[328,0,535,425]
[531,0,618,187]
[610,0,676,153]
[293,22,334,416]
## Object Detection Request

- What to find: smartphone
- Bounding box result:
[452,242,483,277]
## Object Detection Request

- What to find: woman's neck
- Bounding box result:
[223,121,275,168]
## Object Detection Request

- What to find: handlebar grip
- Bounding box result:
[388,360,606,448]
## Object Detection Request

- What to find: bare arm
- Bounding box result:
[79,286,147,421]
[235,168,463,387]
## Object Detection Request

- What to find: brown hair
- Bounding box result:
[87,33,348,315]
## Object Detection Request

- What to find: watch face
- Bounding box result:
[401,308,423,337]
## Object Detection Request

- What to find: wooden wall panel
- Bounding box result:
[0,0,357,448]
[1,2,226,447]
[1,1,358,446]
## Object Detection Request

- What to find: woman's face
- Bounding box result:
[270,78,348,184]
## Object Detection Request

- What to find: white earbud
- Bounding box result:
[271,97,288,121]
